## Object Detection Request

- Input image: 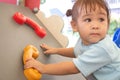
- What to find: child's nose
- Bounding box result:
[91,25,99,30]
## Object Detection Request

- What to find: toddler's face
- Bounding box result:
[74,6,108,45]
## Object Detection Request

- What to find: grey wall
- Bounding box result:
[0,3,86,80]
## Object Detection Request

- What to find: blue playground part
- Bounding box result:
[113,28,120,48]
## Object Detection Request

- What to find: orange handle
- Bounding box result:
[23,45,42,80]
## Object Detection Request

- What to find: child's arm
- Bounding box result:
[40,44,75,58]
[43,61,79,75]
[24,58,80,75]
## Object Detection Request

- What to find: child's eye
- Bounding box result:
[99,18,105,22]
[84,18,91,22]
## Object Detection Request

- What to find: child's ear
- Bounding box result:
[70,20,78,32]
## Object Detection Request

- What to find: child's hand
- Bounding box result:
[24,58,44,73]
[40,43,58,55]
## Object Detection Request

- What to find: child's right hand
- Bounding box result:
[24,58,45,74]
[40,43,58,55]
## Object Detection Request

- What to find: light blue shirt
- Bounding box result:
[73,35,120,80]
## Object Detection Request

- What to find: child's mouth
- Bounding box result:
[90,33,100,36]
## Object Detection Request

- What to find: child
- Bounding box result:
[24,0,120,80]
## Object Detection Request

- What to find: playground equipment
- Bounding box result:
[113,28,120,48]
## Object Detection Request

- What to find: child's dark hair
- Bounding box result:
[66,9,72,17]
[66,0,110,24]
